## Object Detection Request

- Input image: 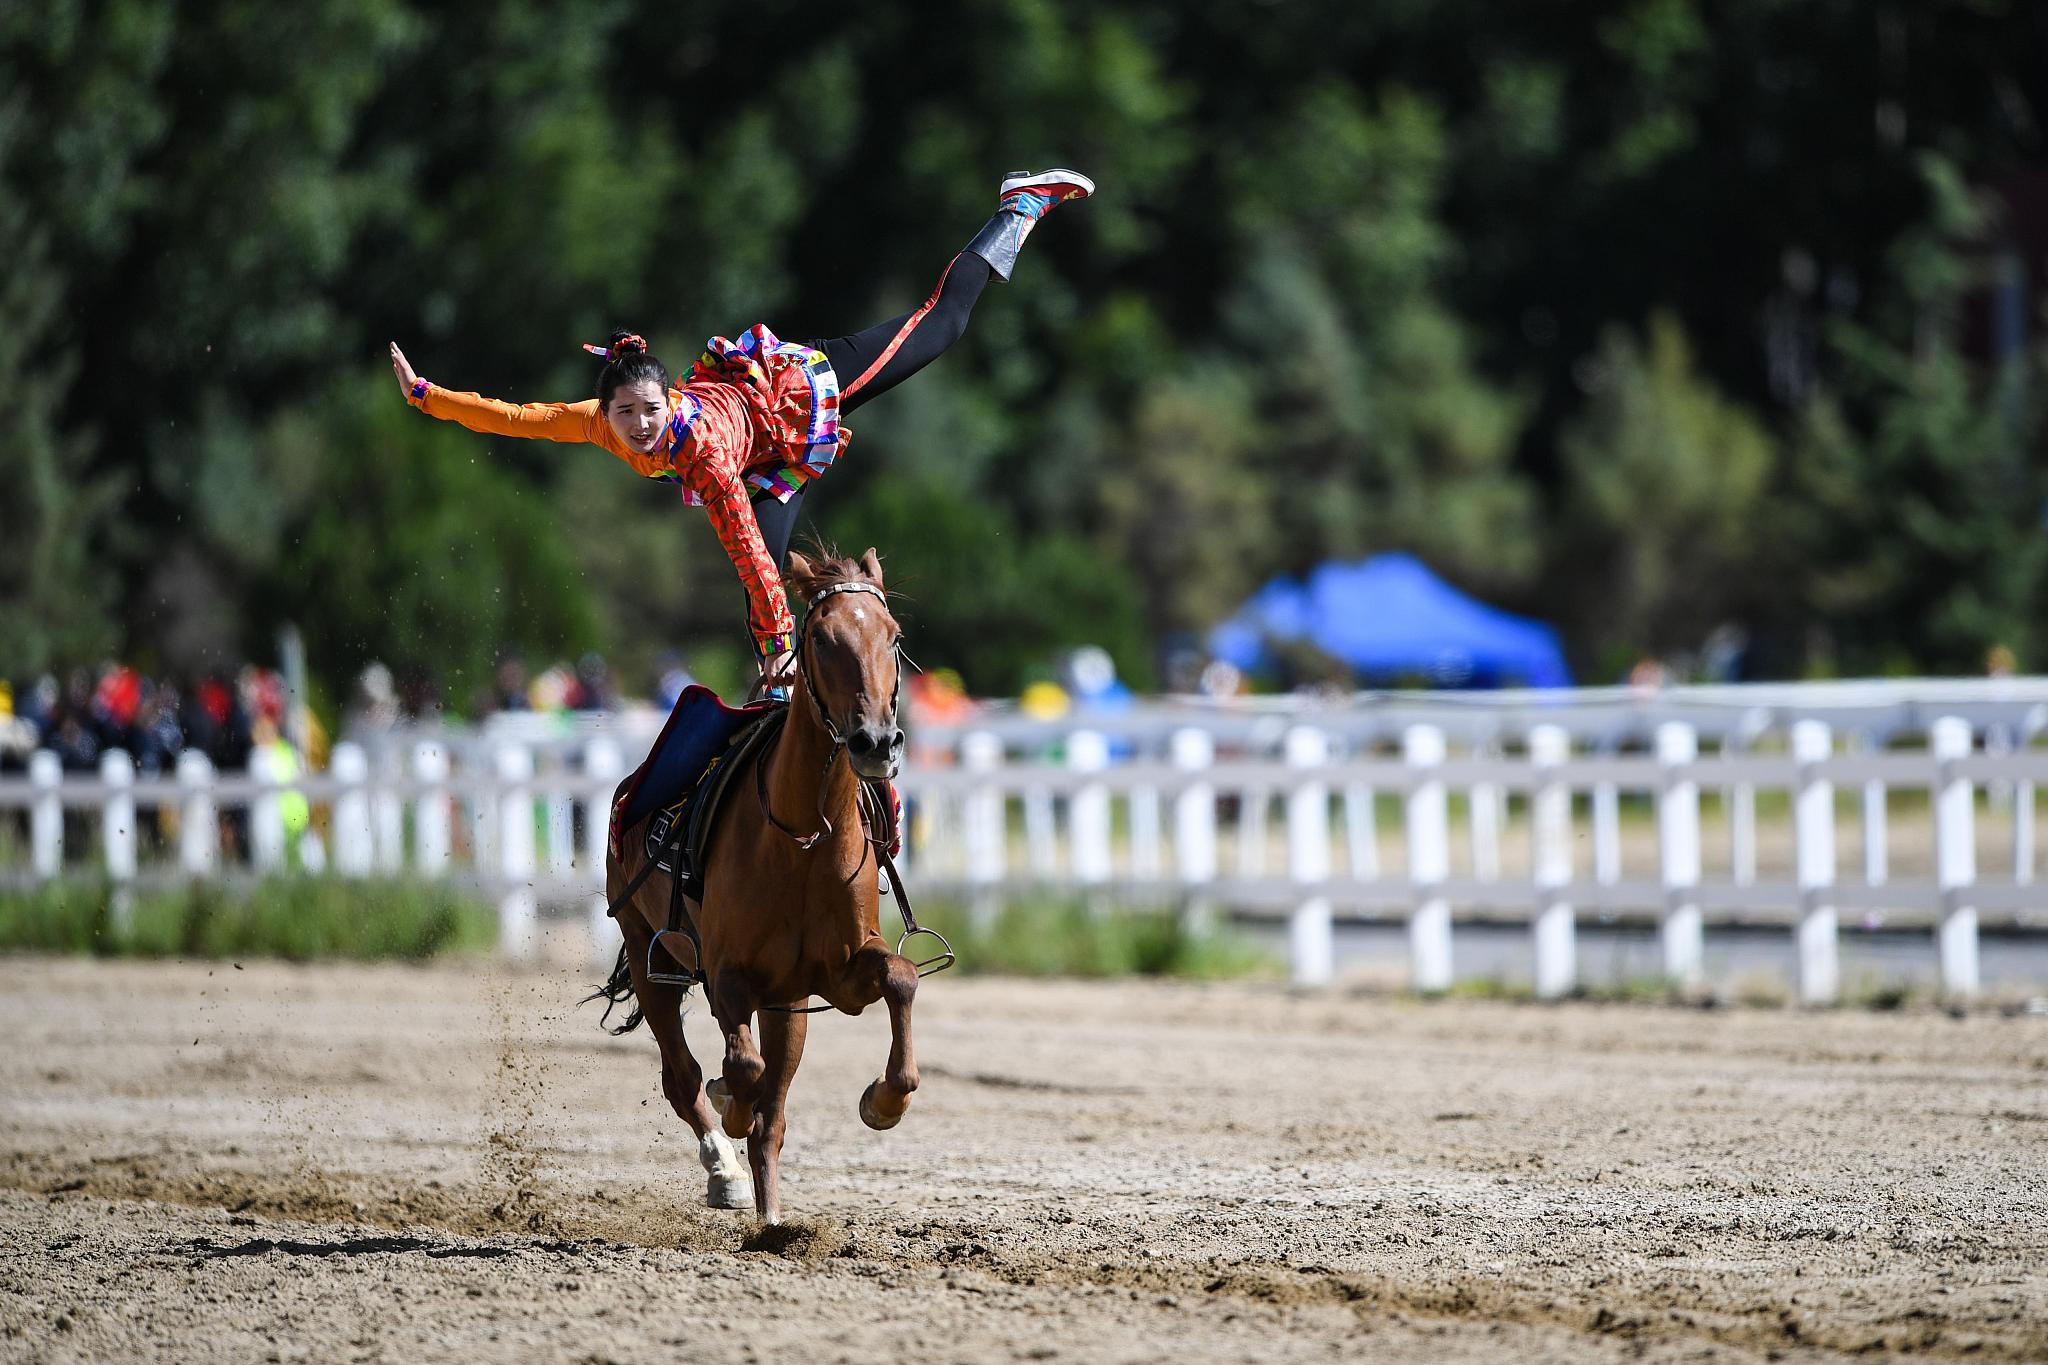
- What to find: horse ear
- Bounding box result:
[786,550,816,589]
[859,547,884,586]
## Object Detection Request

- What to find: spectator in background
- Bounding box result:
[92,663,143,746]
[529,662,573,711]
[654,651,696,711]
[1065,645,1134,713]
[345,661,402,739]
[398,668,445,722]
[0,682,36,772]
[493,648,531,712]
[51,671,101,771]
[131,679,184,776]
[250,709,312,850]
[185,672,253,773]
[567,652,617,711]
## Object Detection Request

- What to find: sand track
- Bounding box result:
[1,955,2043,1362]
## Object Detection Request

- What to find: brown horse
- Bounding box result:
[597,549,924,1224]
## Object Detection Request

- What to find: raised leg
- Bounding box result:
[711,966,765,1142]
[620,914,752,1209]
[748,1006,808,1224]
[847,947,920,1130]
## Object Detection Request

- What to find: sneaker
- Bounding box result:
[999,168,1095,222]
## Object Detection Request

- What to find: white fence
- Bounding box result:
[4,680,2047,999]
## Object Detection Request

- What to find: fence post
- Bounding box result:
[1405,724,1452,992]
[1529,725,1575,999]
[1344,754,1381,882]
[177,750,218,876]
[1591,744,1621,888]
[1023,775,1057,882]
[413,742,451,876]
[1727,709,1769,885]
[373,749,405,874]
[250,743,288,872]
[1129,783,1162,883]
[583,737,624,970]
[545,755,576,880]
[1932,717,1978,999]
[496,745,539,961]
[2016,706,2043,886]
[959,731,1004,932]
[1469,738,1502,883]
[1853,731,1889,888]
[1068,730,1112,892]
[1237,783,1272,878]
[1655,722,1703,989]
[30,750,62,878]
[1285,726,1333,987]
[1172,728,1218,935]
[331,742,374,877]
[1792,720,1838,1005]
[101,750,137,928]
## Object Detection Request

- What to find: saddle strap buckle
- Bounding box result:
[896,925,956,978]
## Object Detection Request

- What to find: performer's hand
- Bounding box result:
[389,342,419,398]
[760,650,797,685]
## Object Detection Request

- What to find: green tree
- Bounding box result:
[271,376,600,708]
[0,111,118,671]
[1557,314,1777,670]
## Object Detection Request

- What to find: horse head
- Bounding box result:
[784,548,904,781]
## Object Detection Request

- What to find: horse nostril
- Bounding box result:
[847,730,877,757]
[890,729,906,750]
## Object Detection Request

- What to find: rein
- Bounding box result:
[755,579,954,995]
[754,580,895,851]
[600,575,953,1015]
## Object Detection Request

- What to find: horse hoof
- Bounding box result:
[858,1079,901,1131]
[706,1172,755,1210]
[706,1077,731,1118]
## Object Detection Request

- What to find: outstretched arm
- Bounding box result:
[388,341,607,445]
[699,478,797,664]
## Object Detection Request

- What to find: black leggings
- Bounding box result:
[751,251,994,567]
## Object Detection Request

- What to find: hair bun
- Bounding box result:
[610,331,648,355]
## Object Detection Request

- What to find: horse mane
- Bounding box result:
[785,541,883,601]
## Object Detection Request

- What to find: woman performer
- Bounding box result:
[389,169,1092,693]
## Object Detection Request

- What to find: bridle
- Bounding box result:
[753,575,953,987]
[755,578,902,852]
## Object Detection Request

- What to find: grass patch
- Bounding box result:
[0,877,496,961]
[912,896,1276,980]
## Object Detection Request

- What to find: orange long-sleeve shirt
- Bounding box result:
[406,327,845,656]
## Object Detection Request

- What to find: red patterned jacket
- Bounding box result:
[407,326,845,656]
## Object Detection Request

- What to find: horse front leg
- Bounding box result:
[847,947,920,1130]
[618,915,752,1210]
[710,967,765,1142]
[748,1006,808,1224]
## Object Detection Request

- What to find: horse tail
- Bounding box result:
[582,944,645,1035]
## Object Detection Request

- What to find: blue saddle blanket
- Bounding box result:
[615,685,777,839]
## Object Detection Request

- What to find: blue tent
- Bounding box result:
[1210,553,1572,688]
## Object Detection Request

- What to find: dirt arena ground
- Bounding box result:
[1,952,2043,1363]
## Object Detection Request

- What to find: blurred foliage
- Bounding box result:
[3,0,2045,698]
[0,877,496,960]
[1559,314,1778,662]
[914,896,1275,979]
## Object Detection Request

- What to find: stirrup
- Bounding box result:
[646,928,703,988]
[897,926,956,978]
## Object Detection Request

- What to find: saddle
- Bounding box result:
[603,682,914,990]
[610,687,784,894]
[643,706,785,905]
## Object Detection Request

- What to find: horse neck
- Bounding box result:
[764,685,860,849]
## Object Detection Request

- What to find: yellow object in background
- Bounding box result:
[1019,681,1070,720]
